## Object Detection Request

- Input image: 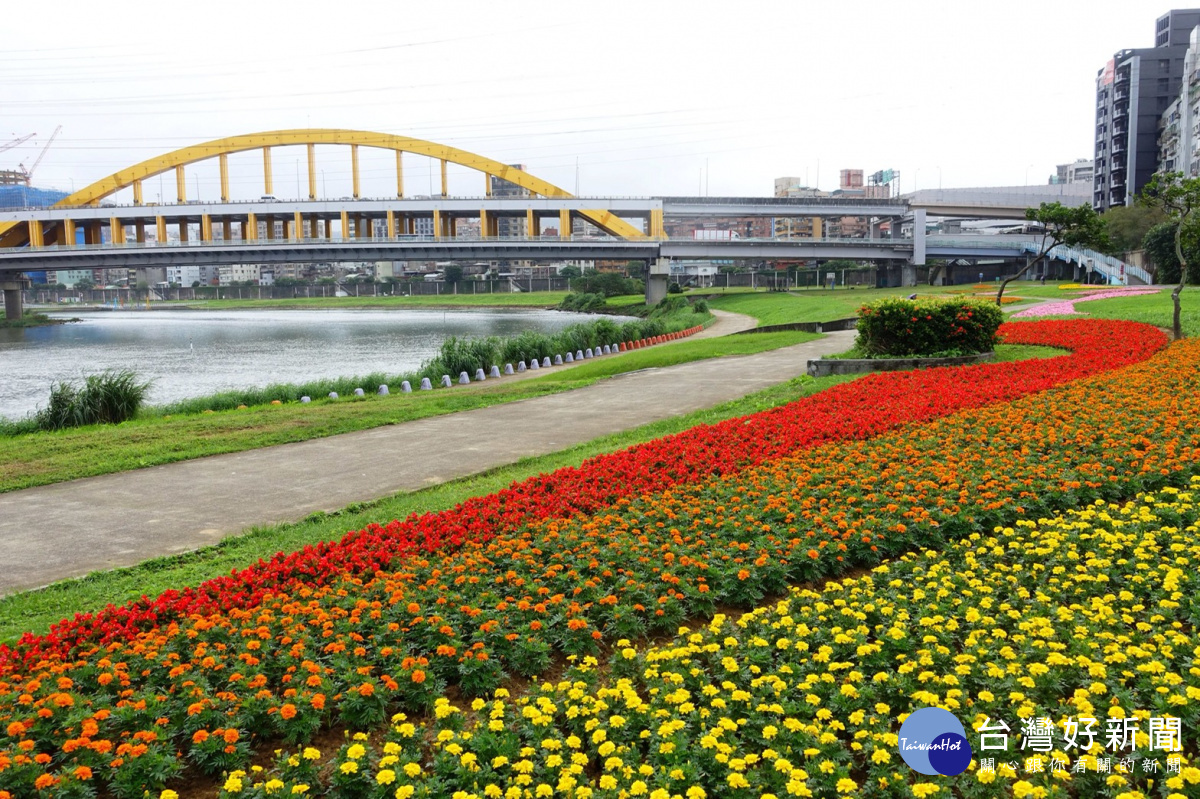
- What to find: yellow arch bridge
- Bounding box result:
[0,128,660,251]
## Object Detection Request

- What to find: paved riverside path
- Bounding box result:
[0,314,854,595]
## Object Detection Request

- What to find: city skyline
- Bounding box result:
[0,0,1164,200]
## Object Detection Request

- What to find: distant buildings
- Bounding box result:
[1094,8,1200,210]
[1050,159,1094,185]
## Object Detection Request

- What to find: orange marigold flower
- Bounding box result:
[411,670,426,684]
[280,703,297,720]
[192,730,210,744]
[33,774,55,790]
[359,682,375,697]
[5,722,24,737]
[223,729,239,745]
[73,766,92,780]
[312,693,326,710]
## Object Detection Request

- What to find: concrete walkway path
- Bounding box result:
[0,313,853,595]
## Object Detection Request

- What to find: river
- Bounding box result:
[0,307,609,420]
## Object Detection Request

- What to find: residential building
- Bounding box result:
[165,265,217,286]
[1050,159,1096,184]
[45,270,95,287]
[218,264,262,285]
[1094,8,1200,210]
[490,165,529,238]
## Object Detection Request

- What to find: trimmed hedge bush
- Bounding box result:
[855,298,1003,357]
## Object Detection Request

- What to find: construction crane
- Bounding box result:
[18,126,62,186]
[0,133,36,155]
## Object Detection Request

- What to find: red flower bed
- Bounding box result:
[0,319,1165,671]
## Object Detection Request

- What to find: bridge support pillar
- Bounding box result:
[901,263,918,287]
[2,282,24,320]
[646,258,670,305]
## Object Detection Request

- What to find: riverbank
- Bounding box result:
[0,310,78,328]
[0,310,777,492]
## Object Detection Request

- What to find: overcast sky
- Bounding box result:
[0,0,1166,202]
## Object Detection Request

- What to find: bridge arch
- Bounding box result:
[18,129,643,239]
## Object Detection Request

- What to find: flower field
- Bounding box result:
[2,318,1198,798]
[212,478,1200,799]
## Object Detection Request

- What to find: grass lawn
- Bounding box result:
[0,330,818,493]
[1072,286,1199,335]
[0,340,1063,642]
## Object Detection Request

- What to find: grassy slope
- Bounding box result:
[1073,286,1200,335]
[0,330,816,493]
[0,341,1058,642]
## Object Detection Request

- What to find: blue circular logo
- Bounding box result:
[897,707,974,776]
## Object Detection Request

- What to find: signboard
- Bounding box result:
[1101,58,1115,86]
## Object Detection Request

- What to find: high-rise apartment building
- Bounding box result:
[1094,9,1200,211]
[490,164,529,238]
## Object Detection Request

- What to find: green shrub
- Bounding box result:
[568,272,642,297]
[855,298,1002,357]
[557,292,607,312]
[35,369,151,430]
[423,335,502,380]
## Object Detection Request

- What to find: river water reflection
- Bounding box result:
[0,307,610,420]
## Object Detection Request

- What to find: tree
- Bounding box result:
[1140,171,1200,340]
[1101,204,1166,254]
[442,264,464,285]
[558,265,583,279]
[997,203,1109,306]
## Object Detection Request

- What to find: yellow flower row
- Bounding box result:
[222,477,1200,799]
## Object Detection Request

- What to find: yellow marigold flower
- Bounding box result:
[224,777,244,793]
[836,778,858,793]
[340,761,358,775]
[403,762,422,778]
[160,792,179,799]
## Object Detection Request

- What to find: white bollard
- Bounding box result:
[354,388,365,396]
[328,392,339,399]
[565,352,574,363]
[504,363,514,375]
[441,375,452,388]
[300,396,311,403]
[377,385,389,395]
[542,357,551,368]
[475,368,486,381]
[585,348,593,359]
[401,381,412,393]
[575,350,584,361]
[420,378,432,390]
[490,365,501,378]
[554,354,564,365]
[530,359,540,370]
[459,372,471,385]
[517,361,526,373]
